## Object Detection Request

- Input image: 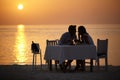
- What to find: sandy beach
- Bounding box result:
[0,65,120,80]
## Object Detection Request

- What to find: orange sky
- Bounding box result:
[0,0,120,25]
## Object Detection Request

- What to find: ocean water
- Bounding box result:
[0,24,120,66]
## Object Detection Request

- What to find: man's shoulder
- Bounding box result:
[62,32,69,35]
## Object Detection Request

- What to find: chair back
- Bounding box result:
[46,39,59,46]
[31,42,40,54]
[97,39,108,55]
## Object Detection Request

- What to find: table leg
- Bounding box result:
[49,60,52,71]
[90,59,93,72]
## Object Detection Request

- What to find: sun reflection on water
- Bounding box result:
[14,25,27,65]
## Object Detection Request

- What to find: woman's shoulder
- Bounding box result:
[83,33,89,37]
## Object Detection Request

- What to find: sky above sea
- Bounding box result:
[0,0,120,25]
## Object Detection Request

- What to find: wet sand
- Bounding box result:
[0,65,120,80]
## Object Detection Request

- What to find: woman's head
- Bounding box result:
[78,26,87,35]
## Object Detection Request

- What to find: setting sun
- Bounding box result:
[18,4,24,10]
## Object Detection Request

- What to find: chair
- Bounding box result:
[96,39,108,70]
[46,39,59,70]
[47,39,59,46]
[31,41,42,70]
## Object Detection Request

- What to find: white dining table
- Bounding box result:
[44,45,97,72]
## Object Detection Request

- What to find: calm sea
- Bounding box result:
[0,24,120,66]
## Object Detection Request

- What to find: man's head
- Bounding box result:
[68,25,76,35]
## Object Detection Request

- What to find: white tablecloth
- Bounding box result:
[44,45,97,64]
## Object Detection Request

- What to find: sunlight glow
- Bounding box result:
[18,4,24,10]
[14,25,27,65]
